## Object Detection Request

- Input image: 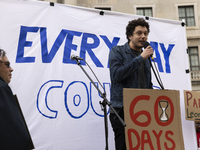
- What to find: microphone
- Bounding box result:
[70,54,84,60]
[143,41,154,60]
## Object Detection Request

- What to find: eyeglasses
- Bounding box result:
[134,31,149,36]
[0,61,10,68]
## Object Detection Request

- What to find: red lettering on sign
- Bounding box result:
[164,131,176,150]
[199,99,200,108]
[152,130,163,150]
[186,91,192,106]
[127,129,176,150]
[128,129,140,150]
[129,95,151,127]
[193,98,198,108]
[141,130,154,150]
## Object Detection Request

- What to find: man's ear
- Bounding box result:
[128,35,132,41]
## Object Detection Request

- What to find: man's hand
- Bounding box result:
[141,46,153,60]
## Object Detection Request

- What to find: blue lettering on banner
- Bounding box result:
[73,94,81,106]
[16,26,39,63]
[150,42,164,72]
[150,41,174,73]
[37,80,111,119]
[40,28,82,63]
[153,85,161,89]
[16,26,120,68]
[80,33,102,67]
[100,35,120,68]
[90,82,110,117]
[65,81,90,119]
[16,26,175,73]
[63,30,82,64]
[37,80,162,119]
[37,80,64,119]
[159,43,174,73]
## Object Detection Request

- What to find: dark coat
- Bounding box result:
[0,77,32,150]
[109,42,153,108]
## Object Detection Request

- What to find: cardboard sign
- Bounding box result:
[124,89,184,150]
[184,90,200,121]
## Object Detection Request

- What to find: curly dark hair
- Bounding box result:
[126,18,150,42]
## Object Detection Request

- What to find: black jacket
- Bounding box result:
[0,77,32,150]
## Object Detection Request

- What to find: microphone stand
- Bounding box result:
[74,59,126,150]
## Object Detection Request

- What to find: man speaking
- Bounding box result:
[109,18,153,150]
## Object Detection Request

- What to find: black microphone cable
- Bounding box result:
[143,41,165,90]
[149,57,164,89]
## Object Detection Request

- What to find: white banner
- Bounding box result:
[0,0,196,149]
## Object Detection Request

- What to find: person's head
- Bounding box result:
[0,49,13,83]
[126,18,150,51]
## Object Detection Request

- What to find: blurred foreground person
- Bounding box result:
[0,49,34,150]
